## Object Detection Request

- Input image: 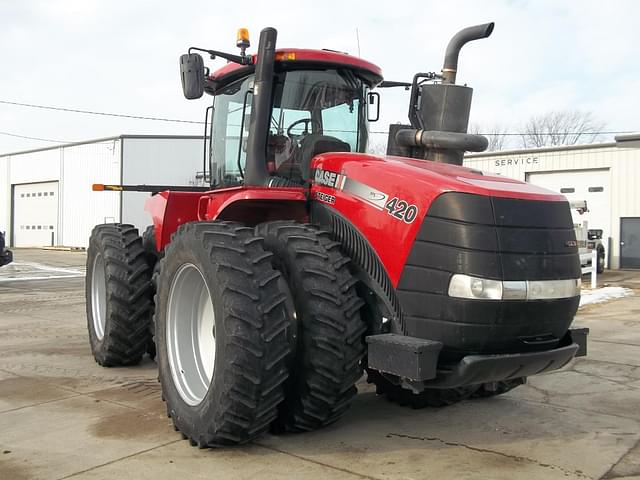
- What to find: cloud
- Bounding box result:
[0,0,637,154]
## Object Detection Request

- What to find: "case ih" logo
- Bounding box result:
[314,169,346,189]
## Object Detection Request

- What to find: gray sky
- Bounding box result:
[1,0,638,154]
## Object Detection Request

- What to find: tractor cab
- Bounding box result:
[212,66,366,187]
[180,32,382,188]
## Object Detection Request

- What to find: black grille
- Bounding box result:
[396,192,580,356]
[407,192,581,281]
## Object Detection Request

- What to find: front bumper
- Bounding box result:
[0,249,12,267]
[366,327,588,389]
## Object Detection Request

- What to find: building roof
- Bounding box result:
[615,133,640,148]
[0,134,205,158]
[465,134,640,160]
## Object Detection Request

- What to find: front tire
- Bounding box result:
[155,221,291,447]
[86,223,154,367]
[257,221,366,432]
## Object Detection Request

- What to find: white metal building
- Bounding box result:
[464,134,640,270]
[0,135,205,249]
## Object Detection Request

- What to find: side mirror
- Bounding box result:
[179,53,205,99]
[367,92,380,122]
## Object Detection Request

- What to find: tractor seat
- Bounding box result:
[297,134,350,181]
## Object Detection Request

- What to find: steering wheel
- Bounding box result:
[286,118,321,141]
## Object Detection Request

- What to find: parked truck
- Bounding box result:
[0,232,12,267]
[86,23,588,447]
[571,200,606,273]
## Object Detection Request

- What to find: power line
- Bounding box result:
[369,129,636,136]
[0,100,204,125]
[0,98,636,137]
[0,130,68,143]
[477,131,636,137]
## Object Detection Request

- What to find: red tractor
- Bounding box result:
[86,24,588,447]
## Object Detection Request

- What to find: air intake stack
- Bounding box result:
[387,23,494,165]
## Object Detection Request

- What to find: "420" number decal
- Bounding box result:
[384,197,419,223]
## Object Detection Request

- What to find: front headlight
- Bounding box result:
[448,274,581,301]
[448,275,503,300]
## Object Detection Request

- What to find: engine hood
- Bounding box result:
[313,152,565,202]
[310,152,571,286]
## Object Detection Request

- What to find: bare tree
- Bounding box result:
[520,110,605,148]
[469,123,508,151]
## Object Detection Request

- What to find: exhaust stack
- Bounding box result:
[244,27,277,186]
[442,22,494,84]
[388,23,494,166]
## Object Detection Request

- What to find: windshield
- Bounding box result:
[269,69,367,181]
[209,68,368,187]
[210,75,253,187]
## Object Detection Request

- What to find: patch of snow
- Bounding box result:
[579,286,634,307]
[0,261,85,282]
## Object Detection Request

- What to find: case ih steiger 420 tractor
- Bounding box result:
[86,23,588,447]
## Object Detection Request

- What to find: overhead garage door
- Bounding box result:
[527,169,611,257]
[13,182,59,247]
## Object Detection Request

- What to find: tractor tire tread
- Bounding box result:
[86,223,154,367]
[257,220,367,432]
[156,221,290,447]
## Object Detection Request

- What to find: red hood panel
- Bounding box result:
[323,153,565,201]
[310,152,568,286]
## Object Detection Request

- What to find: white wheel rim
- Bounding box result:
[166,263,216,406]
[91,253,107,340]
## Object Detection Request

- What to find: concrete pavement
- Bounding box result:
[1,249,639,480]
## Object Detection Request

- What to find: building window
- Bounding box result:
[560,188,575,193]
[44,192,48,196]
[21,194,24,198]
[588,186,604,192]
[38,192,42,197]
[50,226,54,230]
[50,192,55,196]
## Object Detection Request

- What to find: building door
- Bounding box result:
[12,181,59,247]
[620,218,640,269]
